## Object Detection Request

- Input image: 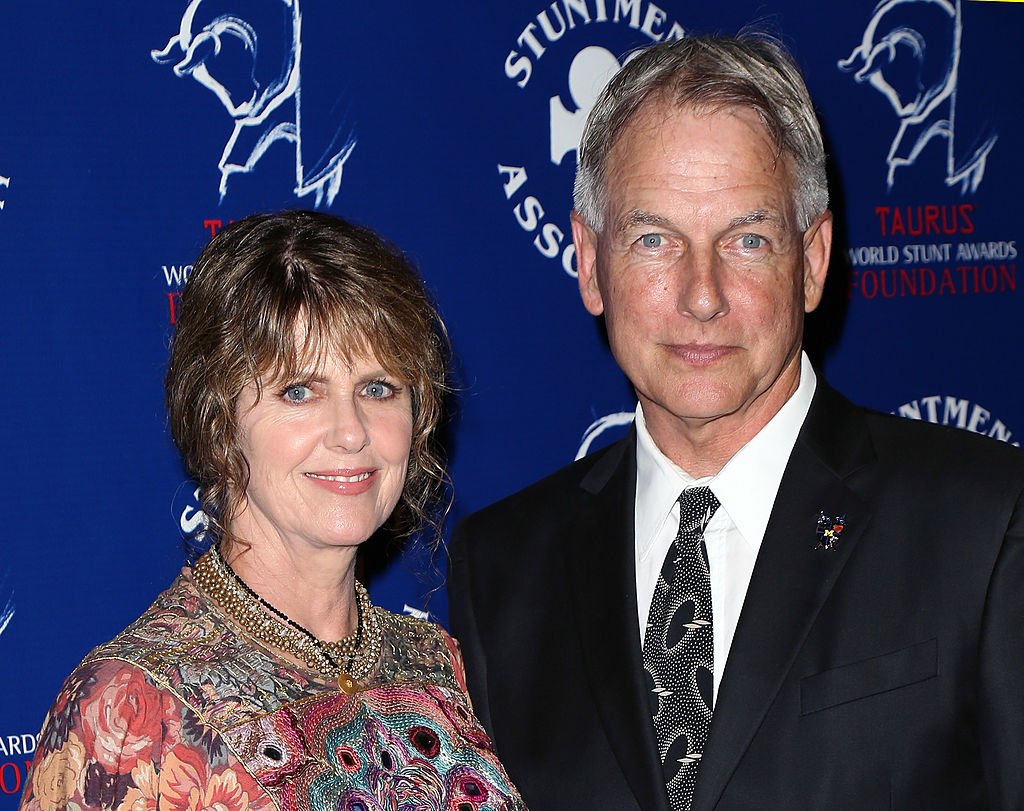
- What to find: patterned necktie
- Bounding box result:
[642,485,720,810]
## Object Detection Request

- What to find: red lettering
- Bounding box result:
[875,204,976,237]
[938,268,956,295]
[999,264,1017,291]
[880,269,899,298]
[861,269,878,299]
[890,208,905,236]
[167,292,182,325]
[919,267,936,296]
[898,267,917,295]
[875,206,891,236]
[957,265,978,293]
[981,264,998,293]
[959,203,975,234]
[906,207,923,237]
[203,219,224,239]
[0,762,22,795]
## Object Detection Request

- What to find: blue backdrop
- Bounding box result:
[1,0,1021,798]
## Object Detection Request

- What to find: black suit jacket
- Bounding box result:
[448,384,1024,809]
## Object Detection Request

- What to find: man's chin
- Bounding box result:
[643,395,744,427]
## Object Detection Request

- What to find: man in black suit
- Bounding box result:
[448,34,1024,810]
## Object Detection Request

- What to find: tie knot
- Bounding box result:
[677,486,720,536]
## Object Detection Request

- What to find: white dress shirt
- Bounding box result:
[634,353,817,706]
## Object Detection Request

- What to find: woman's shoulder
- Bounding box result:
[373,607,465,690]
[83,572,326,726]
[36,656,177,757]
[82,572,201,667]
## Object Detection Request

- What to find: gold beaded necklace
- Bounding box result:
[191,546,382,693]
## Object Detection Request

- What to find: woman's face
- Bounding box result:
[231,348,413,554]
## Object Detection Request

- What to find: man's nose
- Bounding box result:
[676,249,729,322]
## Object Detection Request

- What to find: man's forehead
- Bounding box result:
[614,99,779,158]
[602,102,795,222]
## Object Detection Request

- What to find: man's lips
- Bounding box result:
[666,344,736,365]
[304,469,376,494]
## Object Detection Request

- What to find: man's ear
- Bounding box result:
[802,209,832,313]
[572,211,605,316]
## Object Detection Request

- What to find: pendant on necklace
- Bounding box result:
[338,673,359,694]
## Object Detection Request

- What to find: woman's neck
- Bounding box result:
[221,538,360,642]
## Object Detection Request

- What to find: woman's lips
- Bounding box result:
[304,469,376,495]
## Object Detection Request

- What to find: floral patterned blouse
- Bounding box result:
[20,570,524,811]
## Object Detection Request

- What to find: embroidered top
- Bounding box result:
[20,571,525,811]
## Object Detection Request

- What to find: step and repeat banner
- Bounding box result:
[1,0,1021,797]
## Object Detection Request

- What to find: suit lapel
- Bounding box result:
[693,385,877,810]
[567,433,672,811]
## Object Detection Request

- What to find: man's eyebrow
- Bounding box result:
[727,209,779,230]
[615,210,674,233]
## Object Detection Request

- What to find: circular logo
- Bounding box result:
[496,4,687,279]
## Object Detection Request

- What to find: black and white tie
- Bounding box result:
[642,486,720,810]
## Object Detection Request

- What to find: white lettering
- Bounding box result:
[561,243,578,277]
[967,404,991,433]
[955,241,1018,261]
[162,264,193,286]
[896,397,1020,446]
[0,175,9,211]
[179,488,209,537]
[614,0,642,27]
[664,21,685,41]
[919,395,941,423]
[497,164,528,199]
[848,245,899,266]
[942,396,969,428]
[505,51,532,88]
[537,4,568,41]
[897,401,921,420]
[402,604,429,620]
[902,243,951,263]
[988,420,1014,443]
[562,0,592,27]
[514,196,545,231]
[505,1,684,85]
[640,3,667,39]
[517,22,546,58]
[534,222,565,258]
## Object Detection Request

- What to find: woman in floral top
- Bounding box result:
[21,211,525,811]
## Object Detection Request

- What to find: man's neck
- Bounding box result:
[641,363,804,478]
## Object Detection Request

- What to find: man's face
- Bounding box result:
[572,102,831,455]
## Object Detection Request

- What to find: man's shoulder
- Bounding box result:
[819,385,1024,492]
[811,382,1019,471]
[454,436,631,542]
[860,404,1024,473]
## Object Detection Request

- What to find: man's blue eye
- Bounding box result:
[640,234,663,248]
[740,234,764,249]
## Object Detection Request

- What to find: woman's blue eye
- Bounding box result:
[282,385,312,402]
[639,233,663,248]
[364,381,393,399]
[740,234,764,249]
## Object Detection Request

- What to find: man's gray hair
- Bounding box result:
[573,34,829,232]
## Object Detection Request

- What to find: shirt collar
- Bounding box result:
[635,352,817,559]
